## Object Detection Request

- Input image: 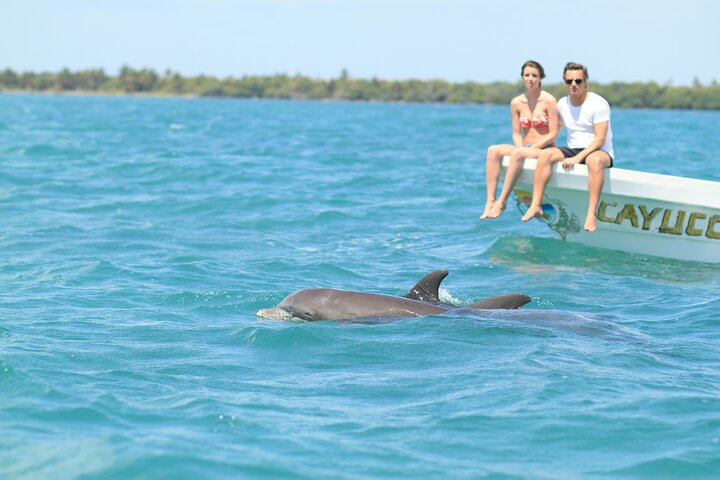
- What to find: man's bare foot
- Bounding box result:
[521,205,543,222]
[487,201,506,219]
[480,201,495,220]
[584,214,597,232]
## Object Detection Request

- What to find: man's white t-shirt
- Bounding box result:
[557,92,614,159]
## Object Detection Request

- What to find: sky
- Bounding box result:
[2,0,719,85]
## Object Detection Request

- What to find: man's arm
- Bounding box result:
[561,121,608,169]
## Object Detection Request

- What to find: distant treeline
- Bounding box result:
[2,66,720,110]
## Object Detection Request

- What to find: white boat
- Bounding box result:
[499,157,720,263]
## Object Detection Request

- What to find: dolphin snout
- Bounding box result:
[256,308,292,321]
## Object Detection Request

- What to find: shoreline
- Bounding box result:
[0,88,200,99]
[0,88,491,107]
[3,66,719,110]
[3,88,720,111]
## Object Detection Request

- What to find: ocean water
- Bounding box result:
[1,93,719,479]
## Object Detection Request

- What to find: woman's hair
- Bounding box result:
[521,60,545,79]
[563,62,589,80]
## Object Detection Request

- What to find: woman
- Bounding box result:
[480,60,559,220]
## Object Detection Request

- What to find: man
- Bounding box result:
[521,62,614,232]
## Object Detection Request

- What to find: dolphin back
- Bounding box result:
[467,293,531,310]
[271,288,449,321]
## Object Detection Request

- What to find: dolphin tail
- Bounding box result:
[468,293,531,310]
[404,270,449,303]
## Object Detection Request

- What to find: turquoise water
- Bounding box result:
[1,94,719,479]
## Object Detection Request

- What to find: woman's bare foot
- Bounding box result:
[487,201,506,219]
[521,204,543,222]
[584,214,597,232]
[480,201,495,220]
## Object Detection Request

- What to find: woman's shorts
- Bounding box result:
[522,144,555,149]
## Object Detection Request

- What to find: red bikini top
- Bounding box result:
[519,114,549,129]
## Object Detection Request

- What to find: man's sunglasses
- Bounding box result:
[565,78,583,85]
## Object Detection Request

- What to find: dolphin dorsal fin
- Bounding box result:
[405,270,448,303]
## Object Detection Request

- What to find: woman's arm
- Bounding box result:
[510,99,523,147]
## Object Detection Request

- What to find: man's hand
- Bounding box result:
[562,155,581,170]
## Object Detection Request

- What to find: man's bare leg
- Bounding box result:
[583,152,612,232]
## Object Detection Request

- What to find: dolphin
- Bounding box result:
[256,270,531,321]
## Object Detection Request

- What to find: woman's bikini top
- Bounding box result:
[519,114,549,129]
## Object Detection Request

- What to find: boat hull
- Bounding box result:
[500,158,720,263]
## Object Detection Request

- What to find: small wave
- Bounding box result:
[21,144,63,156]
[438,287,462,305]
[445,308,648,342]
[0,437,115,480]
[488,233,720,285]
[605,456,720,478]
[233,324,333,349]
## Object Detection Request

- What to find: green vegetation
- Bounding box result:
[2,66,719,110]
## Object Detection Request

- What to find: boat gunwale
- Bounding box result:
[502,157,720,210]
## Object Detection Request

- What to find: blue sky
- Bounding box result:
[2,0,718,85]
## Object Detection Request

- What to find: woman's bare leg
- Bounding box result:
[521,148,564,221]
[481,144,516,219]
[489,147,540,218]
